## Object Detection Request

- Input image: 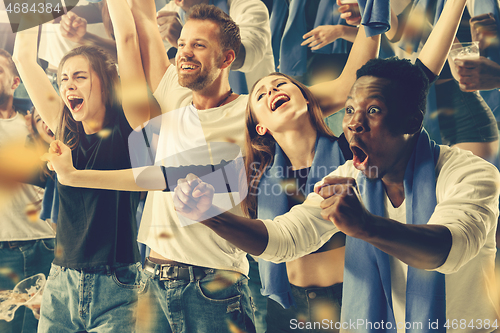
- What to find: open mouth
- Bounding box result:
[68,96,84,112]
[42,124,54,138]
[179,63,200,72]
[351,145,368,170]
[271,95,290,111]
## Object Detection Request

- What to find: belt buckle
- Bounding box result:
[159,264,178,281]
[8,241,20,249]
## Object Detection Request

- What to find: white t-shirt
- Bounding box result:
[0,113,55,241]
[385,196,409,333]
[159,0,275,90]
[260,145,500,332]
[137,66,250,274]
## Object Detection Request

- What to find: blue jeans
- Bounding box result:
[247,255,267,333]
[0,238,55,333]
[266,283,342,333]
[38,262,145,333]
[142,266,256,333]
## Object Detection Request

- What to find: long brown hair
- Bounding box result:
[241,72,335,218]
[56,45,120,149]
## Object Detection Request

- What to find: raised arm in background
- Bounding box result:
[418,0,467,76]
[107,0,157,128]
[12,26,61,132]
[309,23,380,117]
[60,11,118,61]
[128,0,170,92]
[301,24,358,50]
[225,0,272,71]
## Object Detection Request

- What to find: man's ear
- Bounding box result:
[406,110,424,134]
[256,123,268,136]
[11,77,20,91]
[220,49,236,70]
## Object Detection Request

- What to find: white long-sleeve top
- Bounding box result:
[260,145,500,332]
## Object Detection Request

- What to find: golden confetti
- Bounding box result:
[226,318,248,333]
[86,120,101,133]
[405,44,414,54]
[296,313,308,324]
[428,111,439,120]
[0,186,16,212]
[135,292,155,332]
[0,142,42,183]
[223,137,237,144]
[403,7,426,41]
[311,299,340,325]
[484,36,499,48]
[97,128,112,139]
[54,245,63,258]
[0,267,20,284]
[280,179,306,204]
[25,203,40,223]
[436,108,455,117]
[203,271,242,293]
[158,232,172,239]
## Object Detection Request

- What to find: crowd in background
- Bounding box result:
[0,0,499,332]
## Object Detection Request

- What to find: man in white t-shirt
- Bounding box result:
[129,3,255,332]
[125,0,379,330]
[156,0,274,94]
[174,57,500,333]
[0,49,55,333]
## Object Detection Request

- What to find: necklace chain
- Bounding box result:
[216,88,233,108]
[192,89,233,109]
[0,106,15,119]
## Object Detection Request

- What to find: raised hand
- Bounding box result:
[454,56,500,91]
[470,13,498,54]
[337,0,361,26]
[173,173,215,221]
[156,10,183,48]
[60,11,88,43]
[302,25,345,50]
[24,110,34,135]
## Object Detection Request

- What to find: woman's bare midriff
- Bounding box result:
[286,246,345,288]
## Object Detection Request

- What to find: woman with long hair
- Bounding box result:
[12,0,152,331]
[242,72,351,332]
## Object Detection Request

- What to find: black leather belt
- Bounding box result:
[144,258,209,281]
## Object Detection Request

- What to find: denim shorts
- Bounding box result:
[267,283,343,333]
[435,80,499,145]
[140,266,256,333]
[38,262,145,333]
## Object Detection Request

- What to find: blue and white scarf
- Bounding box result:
[258,135,345,308]
[342,129,445,333]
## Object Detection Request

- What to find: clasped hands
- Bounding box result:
[173,173,373,238]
